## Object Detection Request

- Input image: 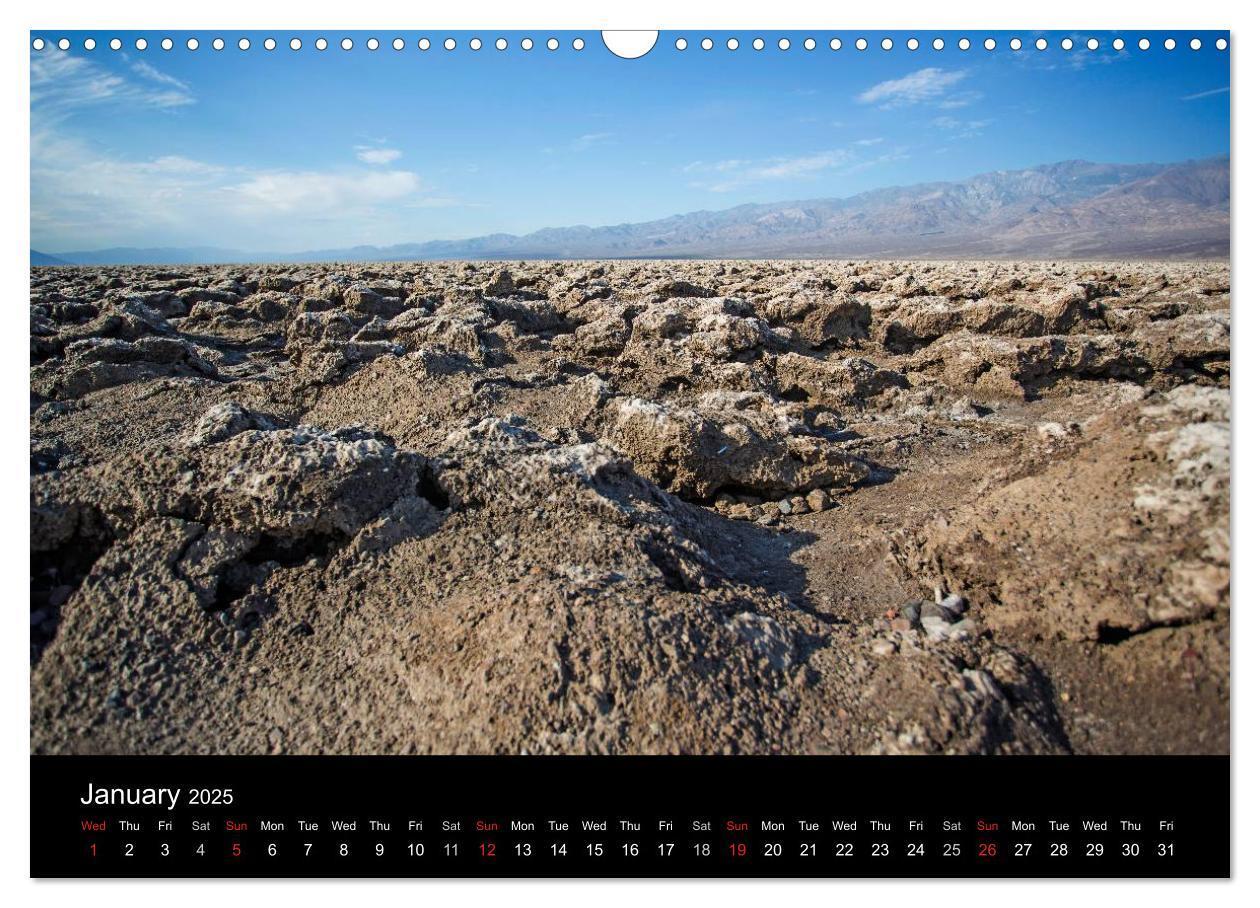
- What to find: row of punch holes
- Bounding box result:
[31,34,1230,54]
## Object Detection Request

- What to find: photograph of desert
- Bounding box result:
[30,33,1229,756]
[30,253,1229,755]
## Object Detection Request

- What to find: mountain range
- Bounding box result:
[32,156,1229,266]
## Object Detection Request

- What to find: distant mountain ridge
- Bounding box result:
[33,156,1229,265]
[30,250,71,266]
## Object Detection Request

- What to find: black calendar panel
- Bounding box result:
[31,755,1228,878]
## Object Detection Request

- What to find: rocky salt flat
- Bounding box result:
[30,260,1230,755]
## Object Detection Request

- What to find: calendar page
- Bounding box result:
[27,24,1231,880]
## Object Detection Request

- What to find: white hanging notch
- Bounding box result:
[602,30,659,59]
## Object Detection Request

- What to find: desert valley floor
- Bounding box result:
[30,260,1229,755]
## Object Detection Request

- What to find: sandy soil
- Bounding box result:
[29,259,1229,755]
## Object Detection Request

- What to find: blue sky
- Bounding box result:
[30,30,1230,254]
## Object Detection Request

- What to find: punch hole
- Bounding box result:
[264,38,277,51]
[58,38,70,50]
[85,38,97,50]
[186,38,198,50]
[520,38,533,51]
[290,38,302,51]
[779,38,791,50]
[1164,38,1176,50]
[832,38,844,51]
[573,38,585,50]
[342,38,354,51]
[469,38,482,51]
[31,37,44,50]
[161,37,173,50]
[602,31,658,59]
[701,37,713,51]
[675,38,687,50]
[984,37,996,51]
[366,37,379,51]
[856,38,867,51]
[111,38,123,50]
[238,38,250,51]
[958,38,970,50]
[1139,38,1150,50]
[804,37,817,50]
[547,37,559,51]
[1113,38,1125,51]
[906,38,919,51]
[754,38,766,51]
[880,38,892,50]
[418,38,431,51]
[316,38,328,51]
[211,38,223,51]
[443,38,456,51]
[932,38,943,50]
[727,38,739,51]
[496,38,508,51]
[1036,37,1047,50]
[136,38,148,50]
[1216,38,1227,50]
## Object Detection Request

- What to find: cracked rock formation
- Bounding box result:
[30,259,1229,755]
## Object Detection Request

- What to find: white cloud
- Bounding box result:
[683,158,748,174]
[683,135,909,193]
[572,132,613,151]
[355,146,403,165]
[544,132,615,154]
[130,60,191,92]
[226,169,422,213]
[31,52,194,116]
[686,149,862,192]
[936,90,983,110]
[932,116,993,139]
[30,131,224,243]
[144,155,223,175]
[751,151,854,180]
[857,68,968,108]
[1182,86,1229,101]
[29,131,458,252]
